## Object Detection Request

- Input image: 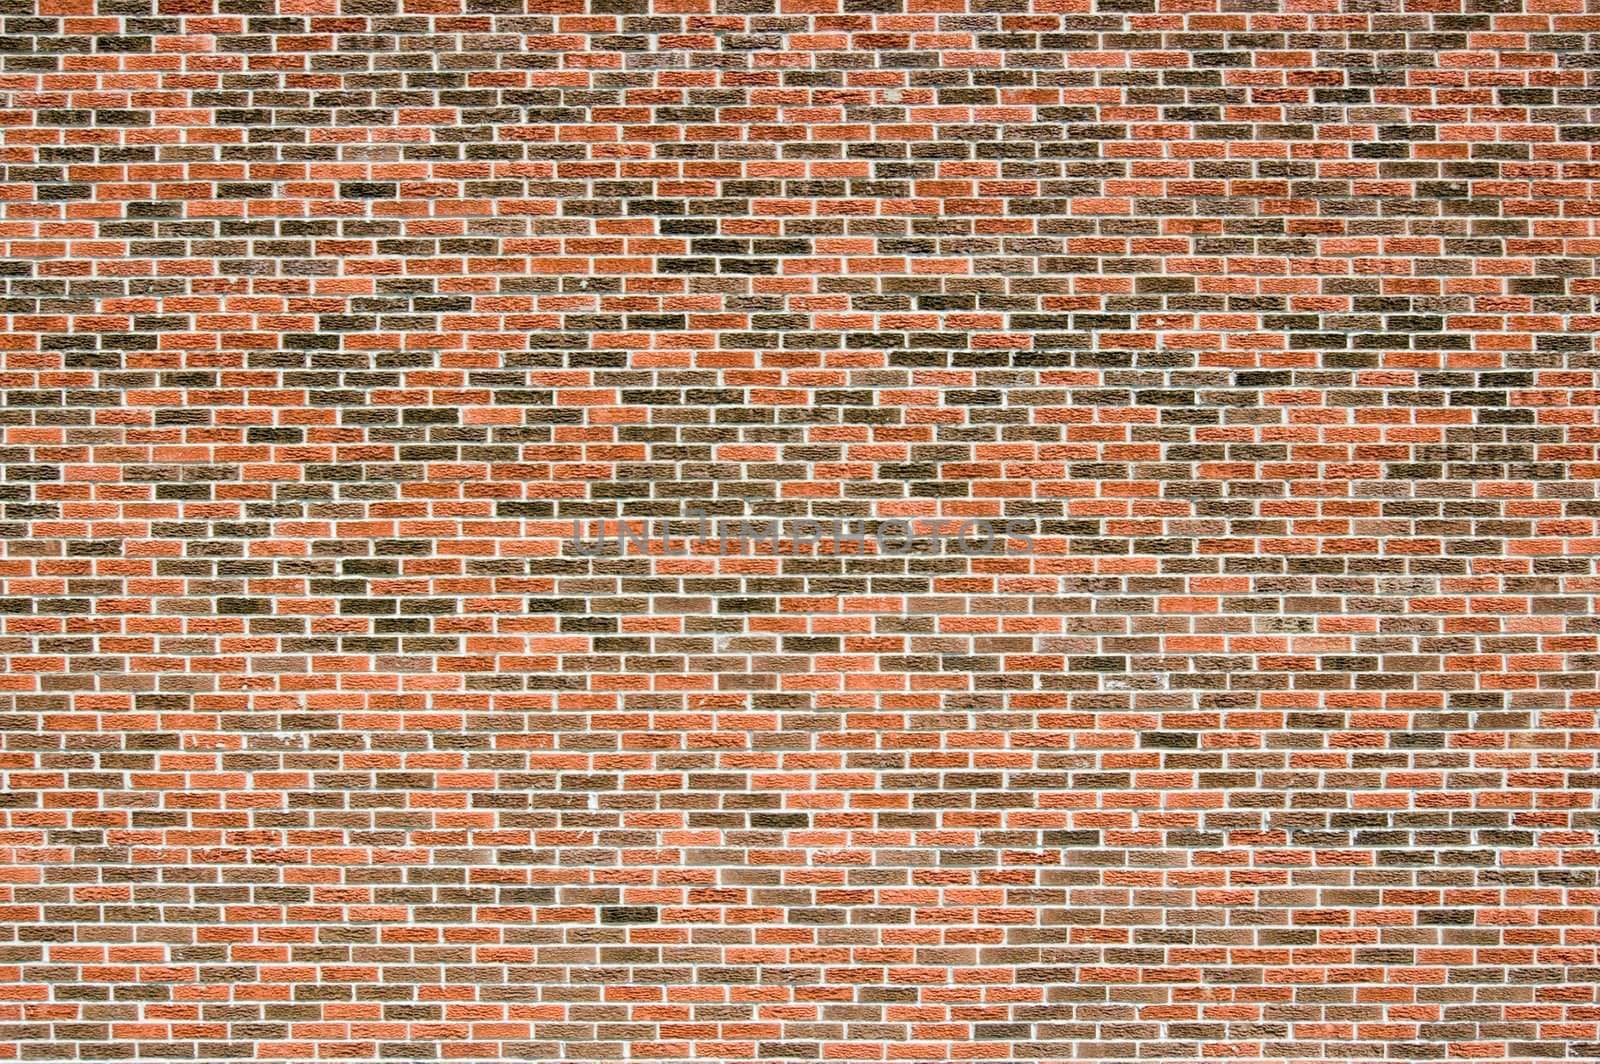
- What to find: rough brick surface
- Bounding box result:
[2,0,1599,1061]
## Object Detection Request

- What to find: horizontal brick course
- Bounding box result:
[1,0,1599,1061]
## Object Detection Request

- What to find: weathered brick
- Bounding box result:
[0,2,1596,1063]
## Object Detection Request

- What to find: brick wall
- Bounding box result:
[2,0,1599,1061]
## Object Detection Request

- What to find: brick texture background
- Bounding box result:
[3,0,1600,1061]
